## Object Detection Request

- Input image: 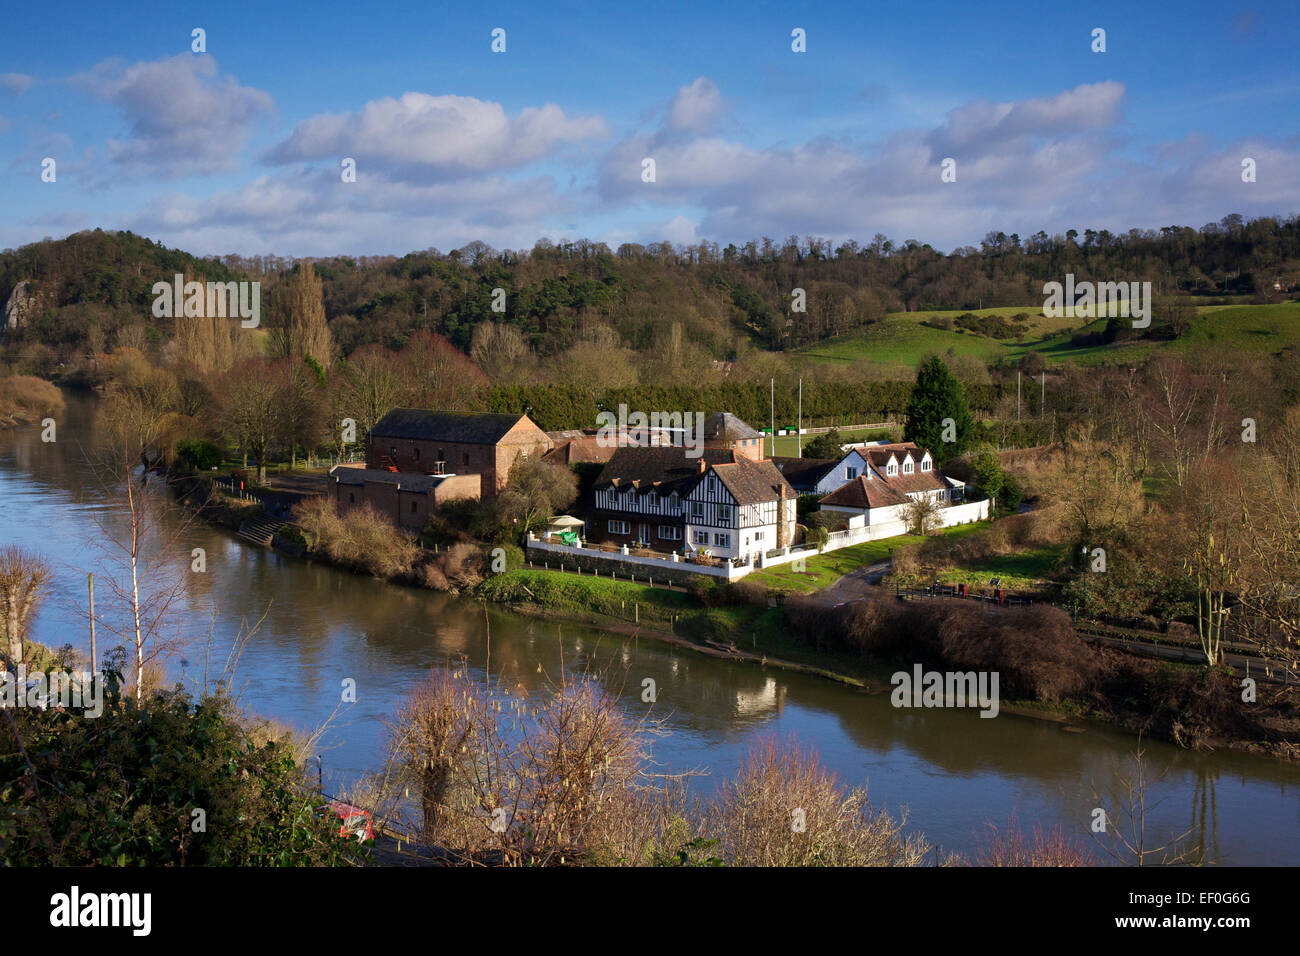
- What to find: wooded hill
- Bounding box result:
[3,214,1298,365]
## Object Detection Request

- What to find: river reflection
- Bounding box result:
[1,391,1296,863]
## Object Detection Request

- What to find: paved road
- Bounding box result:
[812,560,892,607]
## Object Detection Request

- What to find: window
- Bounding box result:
[903,461,913,474]
[389,446,397,458]
[846,467,858,480]
[921,459,931,471]
[411,500,418,513]
[608,520,630,535]
[887,464,897,476]
[695,529,709,545]
[707,475,717,494]
[463,452,470,466]
[754,529,765,542]
[691,502,704,519]
[714,532,731,548]
[413,447,420,461]
[658,525,681,540]
[718,506,731,526]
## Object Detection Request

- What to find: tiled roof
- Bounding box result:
[594,445,793,504]
[371,408,538,445]
[711,457,794,505]
[594,446,735,495]
[821,474,909,509]
[544,436,616,465]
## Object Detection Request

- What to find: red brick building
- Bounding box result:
[367,408,553,498]
[329,467,480,530]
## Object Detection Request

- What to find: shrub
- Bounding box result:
[294,498,420,579]
[703,737,930,866]
[0,374,65,424]
[0,687,363,866]
[175,438,222,472]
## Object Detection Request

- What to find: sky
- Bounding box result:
[1,0,1297,258]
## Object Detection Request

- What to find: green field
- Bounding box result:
[768,427,894,456]
[933,545,1063,591]
[793,301,1300,373]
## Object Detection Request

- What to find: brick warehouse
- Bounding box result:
[366,408,554,499]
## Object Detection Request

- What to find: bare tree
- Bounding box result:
[1090,742,1199,866]
[0,547,52,666]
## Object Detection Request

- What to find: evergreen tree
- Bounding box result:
[903,356,973,460]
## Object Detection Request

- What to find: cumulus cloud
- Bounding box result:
[266,92,606,179]
[126,167,578,256]
[74,55,273,176]
[924,81,1125,161]
[0,73,33,96]
[596,79,1299,250]
[667,77,728,133]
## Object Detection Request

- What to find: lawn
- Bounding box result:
[747,521,989,593]
[933,545,1063,591]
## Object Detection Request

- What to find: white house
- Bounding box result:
[590,445,797,563]
[819,442,974,529]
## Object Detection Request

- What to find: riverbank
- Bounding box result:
[0,374,65,430]
[168,472,1300,763]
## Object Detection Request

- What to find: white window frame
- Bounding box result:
[608,519,630,535]
[714,532,731,548]
[658,525,681,540]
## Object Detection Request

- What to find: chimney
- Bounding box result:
[698,458,708,474]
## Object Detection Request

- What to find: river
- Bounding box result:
[2,390,1297,864]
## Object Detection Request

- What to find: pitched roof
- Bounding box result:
[771,456,837,490]
[704,411,761,441]
[371,408,536,445]
[820,474,909,509]
[594,446,734,495]
[711,457,795,505]
[594,445,793,504]
[544,435,616,465]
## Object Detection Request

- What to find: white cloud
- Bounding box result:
[667,77,727,133]
[74,55,273,176]
[266,92,606,179]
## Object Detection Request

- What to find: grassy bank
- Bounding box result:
[748,522,988,593]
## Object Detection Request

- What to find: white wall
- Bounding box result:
[814,449,868,495]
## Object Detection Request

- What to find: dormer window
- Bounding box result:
[903,461,913,474]
[887,464,897,476]
[921,458,931,471]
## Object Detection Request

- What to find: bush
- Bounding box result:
[175,438,222,472]
[294,498,421,579]
[0,374,65,424]
[0,686,363,866]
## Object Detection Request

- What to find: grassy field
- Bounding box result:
[747,521,989,593]
[793,301,1300,373]
[768,427,895,456]
[933,545,1062,591]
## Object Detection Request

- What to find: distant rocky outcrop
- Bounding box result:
[2,280,39,335]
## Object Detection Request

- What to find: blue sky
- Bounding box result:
[1,0,1297,256]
